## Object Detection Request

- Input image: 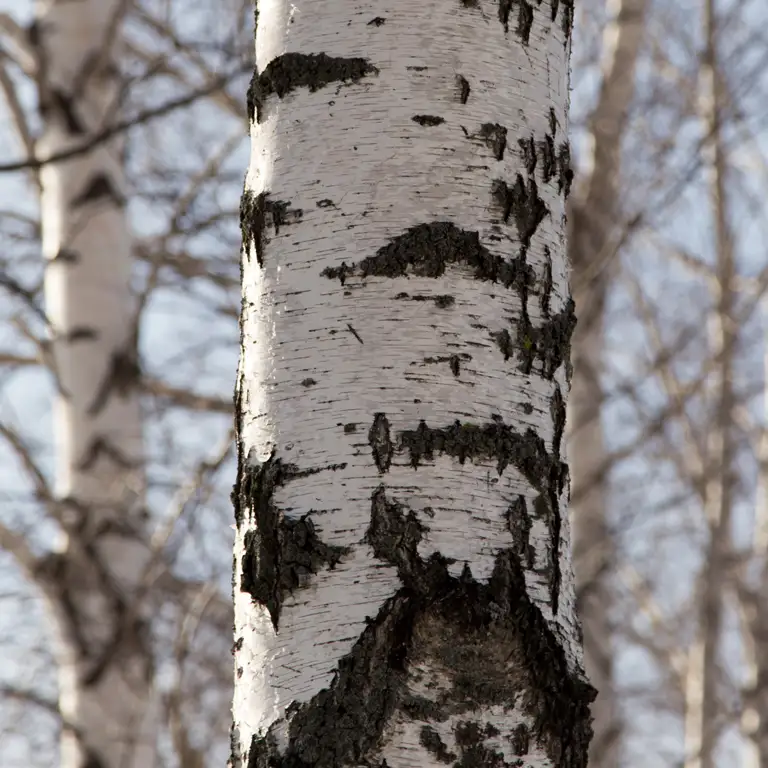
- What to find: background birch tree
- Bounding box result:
[230,1,596,766]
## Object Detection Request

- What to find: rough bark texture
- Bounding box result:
[567,1,647,765]
[232,2,593,766]
[34,2,157,766]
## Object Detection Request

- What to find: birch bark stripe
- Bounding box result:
[233,2,592,766]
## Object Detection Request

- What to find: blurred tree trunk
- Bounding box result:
[568,0,648,765]
[682,2,734,766]
[32,2,157,765]
[231,1,594,766]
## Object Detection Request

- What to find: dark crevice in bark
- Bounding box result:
[51,248,80,264]
[368,16,386,26]
[412,115,445,126]
[247,53,379,123]
[420,725,456,763]
[507,495,535,569]
[237,452,350,629]
[517,1,535,44]
[247,481,593,767]
[71,173,125,208]
[561,0,575,45]
[540,246,553,318]
[321,222,534,295]
[518,135,537,175]
[369,413,393,473]
[66,326,99,342]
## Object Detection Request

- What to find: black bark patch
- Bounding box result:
[398,417,554,484]
[435,294,456,308]
[458,75,471,104]
[247,53,378,123]
[71,173,125,208]
[45,88,86,135]
[540,246,553,318]
[517,1,535,44]
[518,135,537,174]
[499,0,513,31]
[241,191,301,266]
[301,378,317,387]
[516,297,576,379]
[506,495,534,569]
[316,199,335,208]
[462,0,480,6]
[395,292,456,308]
[450,354,461,377]
[369,413,393,473]
[51,248,80,264]
[412,115,445,126]
[550,384,566,458]
[454,720,508,766]
[480,123,508,161]
[343,423,357,434]
[87,348,140,416]
[557,142,573,198]
[420,725,456,763]
[491,176,549,247]
[368,16,386,25]
[561,0,574,45]
[321,222,534,293]
[66,326,99,342]
[511,723,531,755]
[238,453,350,629]
[540,134,556,184]
[549,107,558,138]
[551,0,560,22]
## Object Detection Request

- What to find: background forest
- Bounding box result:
[1,0,768,766]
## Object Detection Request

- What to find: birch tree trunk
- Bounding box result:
[568,0,647,765]
[231,2,594,766]
[33,2,157,766]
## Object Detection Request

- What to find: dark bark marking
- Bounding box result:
[71,173,125,209]
[518,1,535,44]
[43,88,86,135]
[491,176,548,247]
[551,0,560,22]
[87,348,141,416]
[395,292,456,308]
[462,0,481,6]
[343,423,357,433]
[450,354,461,377]
[237,452,350,629]
[511,723,531,755]
[454,720,509,766]
[499,0,513,31]
[407,66,429,71]
[347,323,364,343]
[540,246,553,318]
[549,107,558,138]
[66,326,99,342]
[557,141,573,198]
[412,115,445,126]
[368,16,386,25]
[458,75,471,104]
[78,436,137,472]
[540,134,556,184]
[480,123,508,161]
[247,53,378,123]
[316,198,336,208]
[241,191,302,266]
[516,297,576,380]
[301,378,317,387]
[51,248,80,264]
[561,0,574,45]
[506,495,535,569]
[369,413,393,473]
[518,135,537,175]
[322,222,534,294]
[420,725,456,763]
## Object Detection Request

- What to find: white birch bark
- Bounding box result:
[33,1,157,766]
[568,0,647,765]
[232,2,594,766]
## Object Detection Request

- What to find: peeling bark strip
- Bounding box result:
[247,53,379,123]
[248,485,594,768]
[321,222,534,291]
[237,452,349,629]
